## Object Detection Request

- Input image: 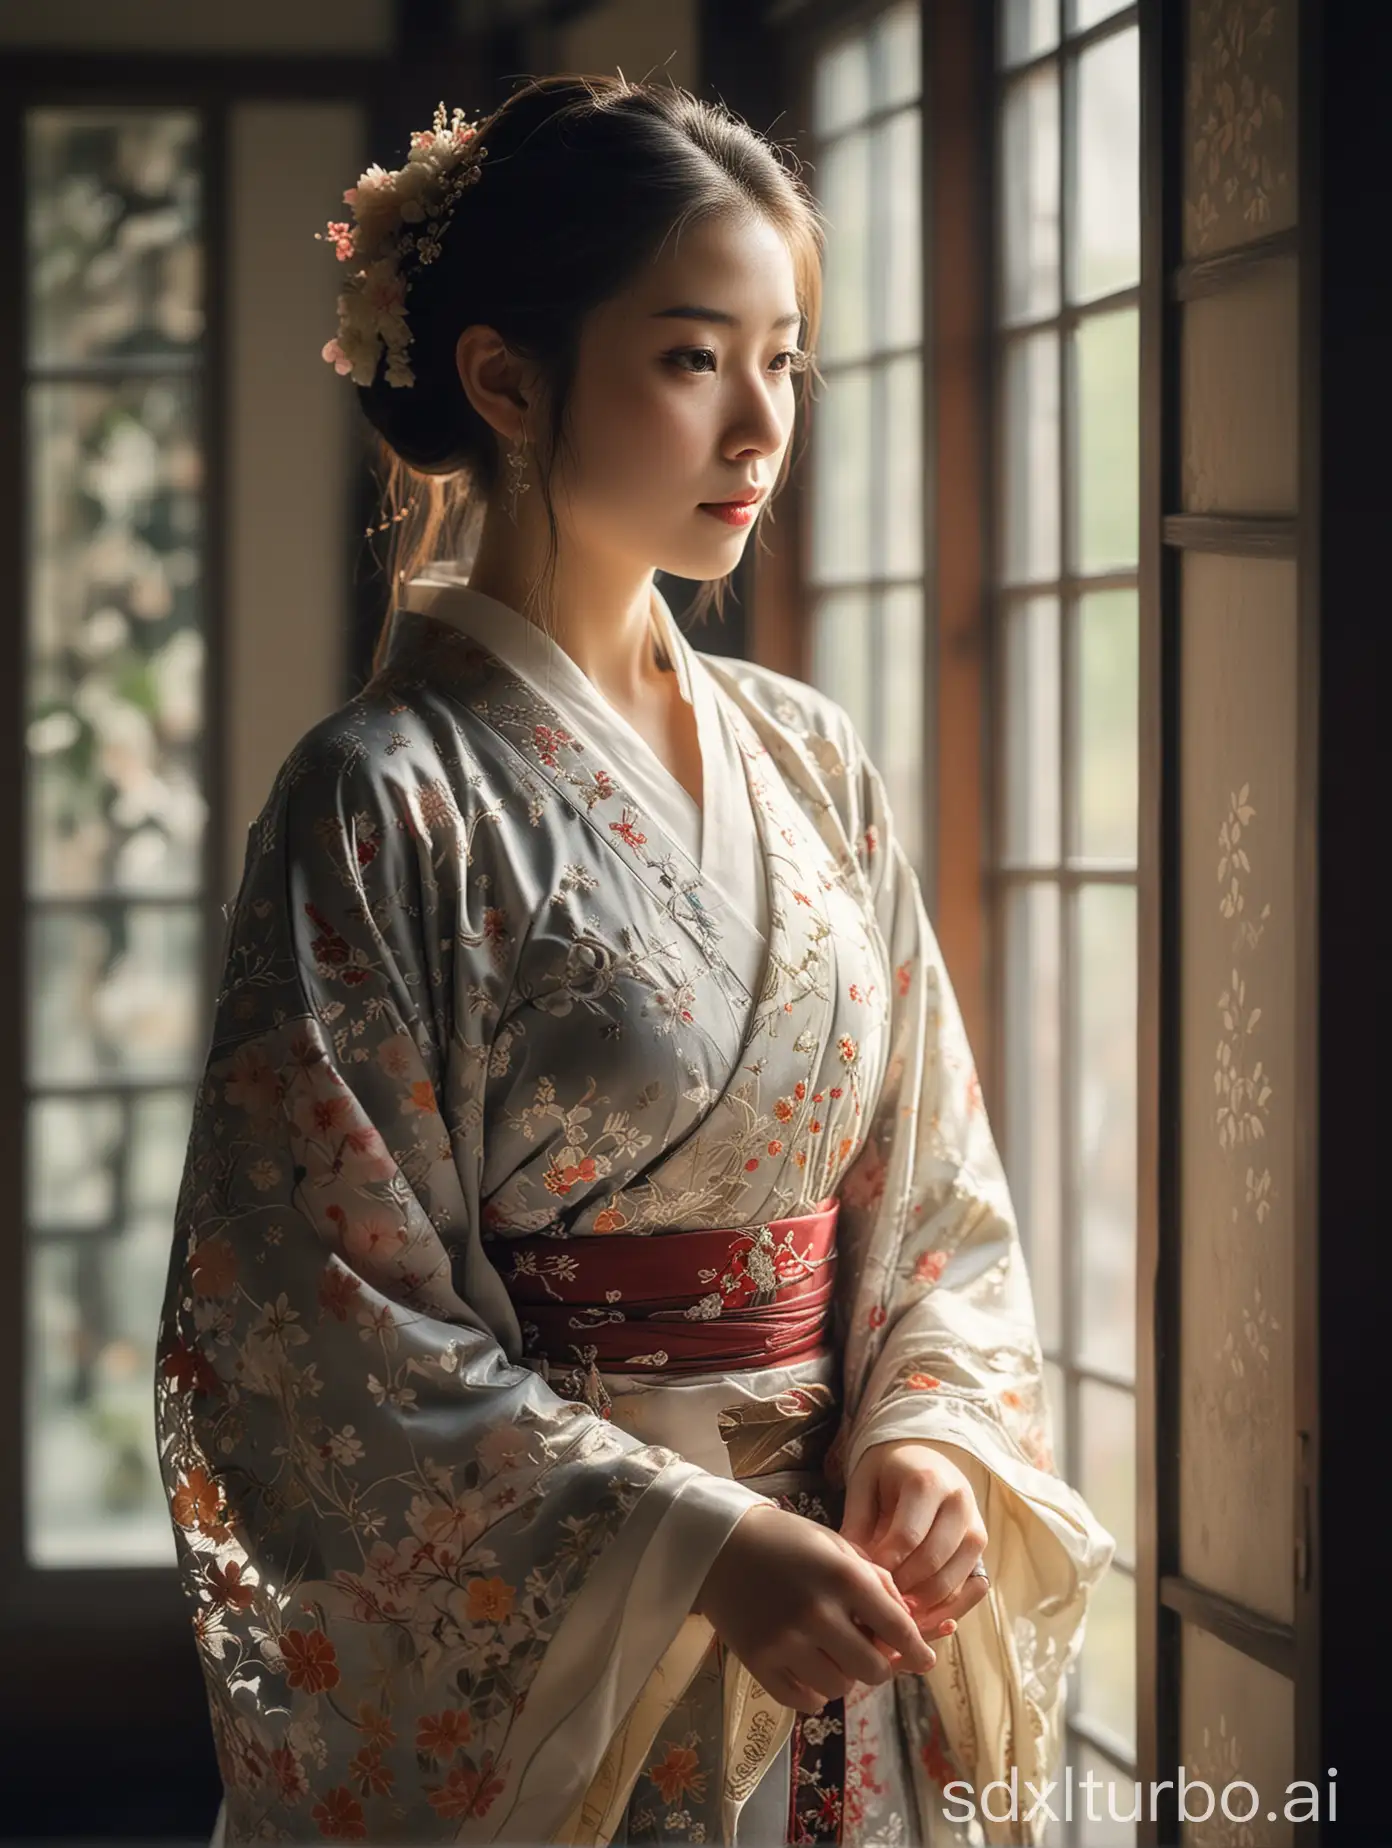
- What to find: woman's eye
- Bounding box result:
[666,347,810,377]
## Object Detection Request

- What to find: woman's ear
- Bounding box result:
[454,325,535,444]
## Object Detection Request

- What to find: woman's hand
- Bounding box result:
[840,1439,992,1634]
[693,1501,938,1713]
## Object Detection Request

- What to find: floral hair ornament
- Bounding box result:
[317,101,489,390]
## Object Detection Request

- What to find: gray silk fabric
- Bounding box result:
[157,605,1114,1845]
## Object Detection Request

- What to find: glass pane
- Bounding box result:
[28,1096,125,1229]
[880,587,924,872]
[1072,26,1140,303]
[1079,1376,1135,1566]
[1072,307,1138,573]
[1078,1565,1136,1755]
[1001,66,1060,324]
[28,902,203,1086]
[1004,881,1062,1355]
[28,1219,178,1566]
[1070,0,1131,27]
[817,129,871,366]
[870,2,921,110]
[1076,1740,1139,1846]
[882,353,923,577]
[875,107,922,350]
[1074,882,1137,1380]
[26,110,202,366]
[811,367,873,585]
[28,378,207,898]
[1001,0,1059,65]
[1003,330,1060,583]
[811,590,874,743]
[814,32,871,136]
[130,1088,196,1215]
[1075,589,1139,863]
[1003,595,1061,865]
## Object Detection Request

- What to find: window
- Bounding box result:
[993,0,1140,1827]
[805,0,927,873]
[22,109,211,1567]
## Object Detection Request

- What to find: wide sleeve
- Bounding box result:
[829,738,1118,1847]
[155,726,768,1844]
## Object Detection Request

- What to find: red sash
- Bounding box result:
[485,1198,839,1377]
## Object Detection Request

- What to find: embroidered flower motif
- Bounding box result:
[647,1744,707,1805]
[311,1785,367,1839]
[281,1627,340,1694]
[610,809,647,850]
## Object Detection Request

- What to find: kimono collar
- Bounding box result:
[395,565,697,710]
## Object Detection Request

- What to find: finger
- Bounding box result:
[840,1466,881,1549]
[762,1665,830,1715]
[844,1567,936,1672]
[816,1611,898,1688]
[890,1513,969,1599]
[869,1475,942,1575]
[905,1561,992,1629]
[897,1535,983,1612]
[784,1640,851,1706]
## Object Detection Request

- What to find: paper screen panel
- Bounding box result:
[1177,554,1297,1624]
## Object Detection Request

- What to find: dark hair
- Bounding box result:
[354,71,826,671]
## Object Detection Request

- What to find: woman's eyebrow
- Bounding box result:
[650,304,802,332]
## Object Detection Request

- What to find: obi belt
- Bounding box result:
[484,1198,839,1414]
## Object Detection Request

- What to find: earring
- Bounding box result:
[505,428,531,522]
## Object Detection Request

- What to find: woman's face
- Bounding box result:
[551,209,805,580]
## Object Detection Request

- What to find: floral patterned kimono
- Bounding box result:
[155,567,1115,1848]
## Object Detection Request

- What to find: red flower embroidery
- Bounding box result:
[417,1709,473,1759]
[610,810,647,850]
[867,1304,886,1330]
[648,1744,707,1805]
[281,1627,340,1694]
[348,1744,394,1795]
[311,1787,366,1840]
[914,1250,947,1285]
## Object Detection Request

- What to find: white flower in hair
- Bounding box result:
[317,101,488,389]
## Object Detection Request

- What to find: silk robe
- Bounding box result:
[155,578,1116,1847]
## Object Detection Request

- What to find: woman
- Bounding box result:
[156,75,1115,1846]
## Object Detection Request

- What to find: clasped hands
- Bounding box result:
[693,1439,991,1715]
[842,1436,992,1658]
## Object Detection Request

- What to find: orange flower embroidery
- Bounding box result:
[465,1576,515,1623]
[190,1237,237,1297]
[348,1743,394,1795]
[914,1250,947,1285]
[407,1078,439,1113]
[417,1708,473,1759]
[906,1372,941,1390]
[648,1743,708,1805]
[773,1097,794,1123]
[593,1205,628,1233]
[171,1466,222,1532]
[355,1704,396,1749]
[204,1559,255,1613]
[426,1757,506,1820]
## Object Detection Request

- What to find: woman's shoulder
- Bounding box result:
[260,678,503,823]
[697,651,865,776]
